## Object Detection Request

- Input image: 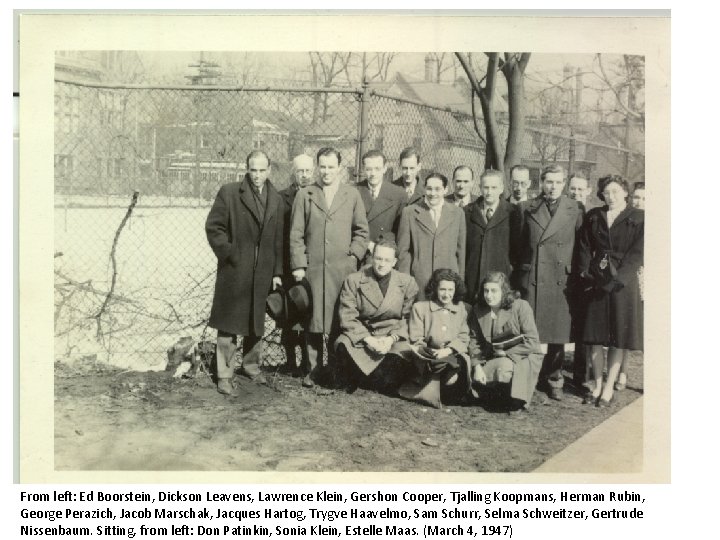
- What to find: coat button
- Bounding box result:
[557,280,563,285]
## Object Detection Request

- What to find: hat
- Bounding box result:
[266,285,287,324]
[287,278,313,323]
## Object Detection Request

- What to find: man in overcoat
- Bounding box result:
[391,147,425,205]
[335,240,418,391]
[206,150,284,395]
[289,147,369,388]
[508,165,531,204]
[278,154,314,375]
[445,165,478,209]
[356,150,406,263]
[397,173,466,301]
[515,164,583,401]
[465,169,521,303]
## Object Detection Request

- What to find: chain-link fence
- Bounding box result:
[54,78,644,369]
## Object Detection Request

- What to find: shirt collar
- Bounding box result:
[429,300,459,313]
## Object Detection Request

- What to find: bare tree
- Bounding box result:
[456,52,531,189]
[347,52,399,83]
[427,53,458,83]
[308,52,353,125]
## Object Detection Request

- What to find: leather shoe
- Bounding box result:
[302,374,315,388]
[217,378,239,397]
[549,387,564,401]
[596,396,615,408]
[582,392,597,405]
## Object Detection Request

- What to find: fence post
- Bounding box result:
[568,128,576,176]
[355,77,371,183]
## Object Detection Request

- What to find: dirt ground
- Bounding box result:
[55,352,643,472]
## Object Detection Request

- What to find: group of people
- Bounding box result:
[205,146,644,413]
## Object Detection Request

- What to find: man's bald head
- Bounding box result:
[292,154,314,187]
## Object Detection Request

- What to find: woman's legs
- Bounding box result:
[600,347,627,402]
[588,344,605,399]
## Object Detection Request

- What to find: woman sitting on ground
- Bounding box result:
[398,268,471,409]
[467,271,544,413]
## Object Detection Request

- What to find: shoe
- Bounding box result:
[302,374,315,388]
[596,395,615,408]
[582,391,598,405]
[549,387,564,401]
[614,378,627,391]
[217,378,239,397]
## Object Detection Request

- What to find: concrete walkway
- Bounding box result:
[534,397,643,473]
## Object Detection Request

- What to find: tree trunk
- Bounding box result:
[501,53,530,191]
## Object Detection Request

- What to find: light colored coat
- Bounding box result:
[467,299,543,404]
[409,300,470,359]
[335,268,418,375]
[397,201,466,301]
[289,182,369,333]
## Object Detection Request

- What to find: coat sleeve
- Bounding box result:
[456,208,466,279]
[205,186,236,265]
[393,276,419,341]
[408,302,426,346]
[508,203,522,273]
[613,217,644,288]
[506,300,541,359]
[289,191,308,270]
[396,207,412,274]
[273,196,284,277]
[576,211,594,277]
[448,304,469,358]
[349,192,370,260]
[338,275,370,346]
[467,305,490,367]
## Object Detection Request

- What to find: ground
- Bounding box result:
[55,352,643,472]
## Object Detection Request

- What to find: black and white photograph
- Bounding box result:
[19,13,670,480]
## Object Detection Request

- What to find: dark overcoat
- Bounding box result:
[445,193,478,208]
[335,268,418,375]
[392,176,425,205]
[467,300,544,404]
[279,181,301,278]
[397,201,466,301]
[577,206,644,350]
[289,182,369,333]
[356,180,406,245]
[516,195,583,343]
[206,178,283,336]
[464,198,521,303]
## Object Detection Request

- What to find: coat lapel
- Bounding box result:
[373,270,401,319]
[263,181,279,228]
[468,200,488,231]
[328,184,349,216]
[540,196,575,242]
[358,270,384,312]
[436,202,454,234]
[486,200,510,230]
[308,184,329,214]
[239,180,262,225]
[474,305,493,340]
[526,196,550,232]
[413,203,436,234]
[609,205,635,231]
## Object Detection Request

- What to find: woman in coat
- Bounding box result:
[397,173,466,301]
[467,271,544,413]
[577,175,644,407]
[398,268,471,409]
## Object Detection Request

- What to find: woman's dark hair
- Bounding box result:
[425,268,466,304]
[596,174,630,202]
[479,271,520,310]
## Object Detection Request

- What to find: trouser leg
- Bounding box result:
[216,330,237,380]
[240,334,264,378]
[281,327,298,369]
[573,343,588,388]
[302,332,323,386]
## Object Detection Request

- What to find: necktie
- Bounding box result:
[486,207,494,221]
[458,199,465,208]
[324,187,335,208]
[430,208,439,227]
[406,186,414,199]
[372,188,378,200]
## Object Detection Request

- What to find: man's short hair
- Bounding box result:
[246,150,270,168]
[480,169,504,183]
[569,173,589,185]
[317,147,342,165]
[362,149,386,165]
[292,154,313,168]
[633,181,645,191]
[541,164,566,181]
[453,165,474,180]
[373,238,398,257]
[510,164,529,176]
[399,147,421,163]
[424,172,448,188]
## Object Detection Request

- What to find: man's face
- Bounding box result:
[631,189,645,210]
[400,156,421,185]
[511,169,530,199]
[318,154,340,187]
[424,177,447,207]
[372,245,397,277]
[293,157,314,187]
[481,174,504,205]
[568,178,590,204]
[248,156,270,188]
[453,169,474,198]
[542,171,566,201]
[363,156,387,188]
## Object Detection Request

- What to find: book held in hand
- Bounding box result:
[491,334,525,350]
